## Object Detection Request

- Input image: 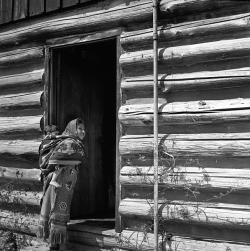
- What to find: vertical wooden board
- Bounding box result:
[44,47,50,128]
[0,0,13,24]
[116,36,122,233]
[62,0,78,8]
[29,0,44,16]
[13,0,28,20]
[45,0,60,12]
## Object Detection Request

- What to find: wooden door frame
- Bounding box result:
[44,28,122,232]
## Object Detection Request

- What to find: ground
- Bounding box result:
[0,230,50,251]
[20,243,49,251]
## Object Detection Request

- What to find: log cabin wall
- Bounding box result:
[119,0,250,250]
[0,0,154,239]
[0,0,250,250]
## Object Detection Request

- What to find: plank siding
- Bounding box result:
[45,0,60,12]
[13,0,28,21]
[63,0,79,8]
[29,0,44,16]
[0,0,13,24]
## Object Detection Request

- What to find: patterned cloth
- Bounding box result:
[37,118,85,245]
[37,166,78,245]
[48,138,84,165]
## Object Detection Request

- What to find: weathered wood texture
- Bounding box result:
[63,0,78,8]
[0,167,41,183]
[0,166,42,193]
[0,70,43,91]
[120,230,250,251]
[68,226,250,251]
[29,0,44,16]
[119,98,250,126]
[46,0,60,12]
[0,0,13,24]
[119,198,250,228]
[121,13,250,51]
[13,0,28,21]
[68,243,123,251]
[124,217,250,245]
[0,0,153,48]
[120,37,250,70]
[123,122,250,135]
[68,225,119,249]
[0,47,44,68]
[120,166,250,189]
[0,209,39,234]
[0,190,41,207]
[123,185,250,205]
[119,133,250,157]
[0,0,94,24]
[0,0,247,25]
[0,0,250,249]
[122,68,250,92]
[122,155,250,171]
[0,140,40,162]
[0,92,43,115]
[160,0,243,16]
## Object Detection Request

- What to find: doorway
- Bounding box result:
[50,38,117,220]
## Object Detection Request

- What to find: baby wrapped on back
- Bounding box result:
[39,124,85,188]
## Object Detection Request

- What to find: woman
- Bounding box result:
[37,118,86,251]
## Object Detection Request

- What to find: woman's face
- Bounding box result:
[76,123,86,140]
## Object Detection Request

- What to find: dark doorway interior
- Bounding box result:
[51,39,117,220]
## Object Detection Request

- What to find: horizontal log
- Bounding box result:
[121,132,250,141]
[0,140,40,161]
[122,68,250,92]
[0,91,43,113]
[50,220,250,250]
[118,229,250,250]
[119,198,250,228]
[160,0,242,16]
[0,0,152,48]
[47,28,122,47]
[122,53,250,78]
[0,70,43,91]
[0,190,42,207]
[0,166,41,183]
[119,99,250,126]
[0,209,38,234]
[121,98,250,113]
[0,1,245,49]
[0,165,42,194]
[123,186,250,206]
[119,133,250,157]
[0,116,42,137]
[121,13,250,50]
[124,121,250,135]
[122,155,250,170]
[120,166,250,189]
[120,37,250,69]
[0,47,43,68]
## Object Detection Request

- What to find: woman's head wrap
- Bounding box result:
[62,118,84,139]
